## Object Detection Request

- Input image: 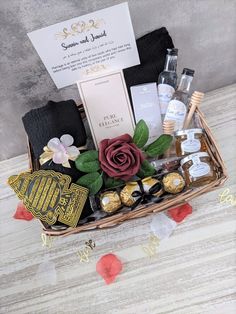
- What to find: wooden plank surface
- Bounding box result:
[0,84,236,314]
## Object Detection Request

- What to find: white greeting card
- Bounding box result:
[28,2,140,89]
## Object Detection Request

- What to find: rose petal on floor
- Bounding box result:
[13,201,34,221]
[168,203,193,223]
[96,253,123,285]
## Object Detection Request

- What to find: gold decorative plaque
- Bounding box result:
[8,170,89,228]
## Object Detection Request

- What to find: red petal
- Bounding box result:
[13,201,34,221]
[168,203,192,223]
[96,253,122,285]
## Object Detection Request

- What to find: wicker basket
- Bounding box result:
[27,107,227,237]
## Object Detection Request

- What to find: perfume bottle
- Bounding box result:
[158,48,178,118]
[164,68,195,131]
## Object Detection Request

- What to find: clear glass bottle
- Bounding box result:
[158,48,178,118]
[164,68,195,131]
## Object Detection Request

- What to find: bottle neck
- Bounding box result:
[177,75,193,93]
[164,54,177,72]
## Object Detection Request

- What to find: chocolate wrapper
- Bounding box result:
[120,177,163,207]
[100,191,122,213]
[162,172,185,194]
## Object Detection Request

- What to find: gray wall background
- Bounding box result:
[0,0,235,161]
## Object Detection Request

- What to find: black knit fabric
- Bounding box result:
[22,99,87,182]
[22,99,94,221]
[124,27,174,92]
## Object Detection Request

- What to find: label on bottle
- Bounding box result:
[189,155,210,178]
[164,99,187,130]
[158,84,175,115]
[181,131,201,153]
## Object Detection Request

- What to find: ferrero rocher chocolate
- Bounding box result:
[120,177,163,206]
[162,172,185,194]
[142,177,163,197]
[120,182,138,206]
[100,191,122,213]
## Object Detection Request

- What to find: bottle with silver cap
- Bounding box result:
[164,68,195,131]
[157,48,178,118]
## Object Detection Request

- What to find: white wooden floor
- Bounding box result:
[0,84,236,314]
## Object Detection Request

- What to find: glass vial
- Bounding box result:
[164,68,195,131]
[157,48,178,118]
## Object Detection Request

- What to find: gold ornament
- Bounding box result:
[8,170,88,227]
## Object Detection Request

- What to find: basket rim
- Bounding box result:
[26,107,228,237]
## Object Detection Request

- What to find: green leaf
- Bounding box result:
[104,177,125,188]
[145,134,173,157]
[76,172,103,195]
[133,119,149,148]
[137,160,156,178]
[75,150,100,173]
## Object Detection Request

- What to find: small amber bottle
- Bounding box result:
[175,128,207,157]
[180,152,216,187]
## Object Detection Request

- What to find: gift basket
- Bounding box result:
[8,27,227,237]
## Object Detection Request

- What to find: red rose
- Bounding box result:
[99,134,144,181]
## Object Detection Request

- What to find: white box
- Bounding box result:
[131,83,163,144]
[77,70,135,149]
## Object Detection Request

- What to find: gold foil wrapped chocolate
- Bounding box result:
[100,191,122,213]
[120,181,139,206]
[162,172,185,194]
[142,177,163,197]
[8,170,89,227]
[120,177,163,206]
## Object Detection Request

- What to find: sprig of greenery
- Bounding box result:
[76,172,103,195]
[133,119,149,148]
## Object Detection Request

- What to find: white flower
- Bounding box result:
[47,134,80,168]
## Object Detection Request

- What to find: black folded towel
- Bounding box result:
[124,27,174,91]
[22,99,86,182]
[22,99,94,221]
